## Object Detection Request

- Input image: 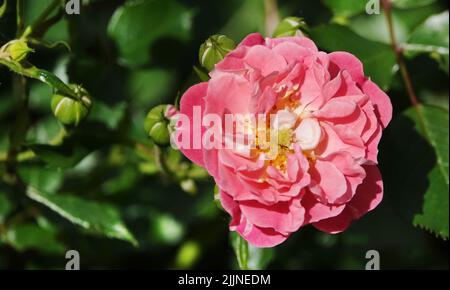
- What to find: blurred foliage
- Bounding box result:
[0,0,448,270]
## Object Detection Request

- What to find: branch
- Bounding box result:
[381,0,419,107]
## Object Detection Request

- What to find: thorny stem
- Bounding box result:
[381,0,420,107]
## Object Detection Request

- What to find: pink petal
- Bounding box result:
[301,192,345,224]
[272,41,313,65]
[205,71,252,115]
[316,122,366,160]
[347,165,383,219]
[365,124,382,163]
[238,33,265,47]
[322,72,342,102]
[312,165,383,233]
[266,36,318,52]
[239,197,305,235]
[361,79,393,129]
[234,217,288,248]
[328,51,366,85]
[320,152,366,204]
[309,159,347,204]
[244,45,288,76]
[312,208,353,234]
[178,82,208,167]
[215,46,248,72]
[314,99,357,119]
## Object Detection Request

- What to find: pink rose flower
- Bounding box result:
[175,33,392,247]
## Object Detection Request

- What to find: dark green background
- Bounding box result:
[0,0,448,269]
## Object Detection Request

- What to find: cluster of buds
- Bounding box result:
[145,16,305,145]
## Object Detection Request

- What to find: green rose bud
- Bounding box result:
[273,17,308,38]
[199,34,236,71]
[51,85,92,126]
[3,39,34,62]
[144,105,173,146]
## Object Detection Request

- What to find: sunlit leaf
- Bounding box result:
[322,0,367,18]
[407,105,449,239]
[405,11,449,73]
[18,165,64,193]
[5,223,64,254]
[311,24,396,90]
[392,0,437,9]
[27,187,138,245]
[108,0,192,67]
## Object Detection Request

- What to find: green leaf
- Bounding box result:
[405,11,449,74]
[18,165,64,193]
[407,105,449,239]
[392,0,437,9]
[5,223,64,254]
[108,0,192,67]
[27,187,138,246]
[322,0,367,18]
[0,58,78,99]
[310,24,396,90]
[28,142,91,169]
[0,0,7,18]
[0,192,12,224]
[28,124,120,169]
[230,232,274,270]
[347,4,440,45]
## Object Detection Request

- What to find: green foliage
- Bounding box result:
[273,16,308,37]
[311,24,396,90]
[230,232,274,270]
[27,187,137,246]
[405,11,449,73]
[406,105,449,239]
[392,0,437,8]
[4,223,64,254]
[322,0,367,18]
[0,0,7,18]
[0,0,448,270]
[108,0,193,67]
[0,193,12,223]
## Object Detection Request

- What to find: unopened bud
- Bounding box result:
[273,17,308,38]
[144,105,173,146]
[4,40,34,62]
[51,85,92,126]
[199,34,236,71]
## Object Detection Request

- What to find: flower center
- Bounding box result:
[250,86,323,173]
